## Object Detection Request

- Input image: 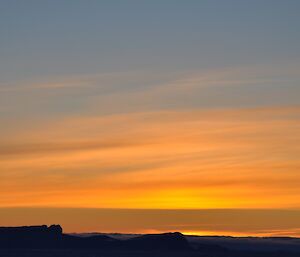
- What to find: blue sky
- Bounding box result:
[1,0,300,80]
[1,0,300,121]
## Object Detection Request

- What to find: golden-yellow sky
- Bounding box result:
[1,107,299,209]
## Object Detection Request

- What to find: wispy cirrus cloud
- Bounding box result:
[1,107,299,209]
[1,64,299,126]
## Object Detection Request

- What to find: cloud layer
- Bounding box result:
[1,107,299,209]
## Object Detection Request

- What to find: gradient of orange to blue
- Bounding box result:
[0,1,300,236]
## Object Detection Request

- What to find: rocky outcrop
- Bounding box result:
[0,225,63,248]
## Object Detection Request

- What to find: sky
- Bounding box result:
[0,0,300,236]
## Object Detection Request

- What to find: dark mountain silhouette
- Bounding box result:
[0,225,190,251]
[0,225,300,257]
[62,234,119,249]
[119,232,190,251]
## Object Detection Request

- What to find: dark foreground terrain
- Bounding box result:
[0,225,300,257]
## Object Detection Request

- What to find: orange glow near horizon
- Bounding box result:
[181,230,300,237]
[1,207,300,237]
